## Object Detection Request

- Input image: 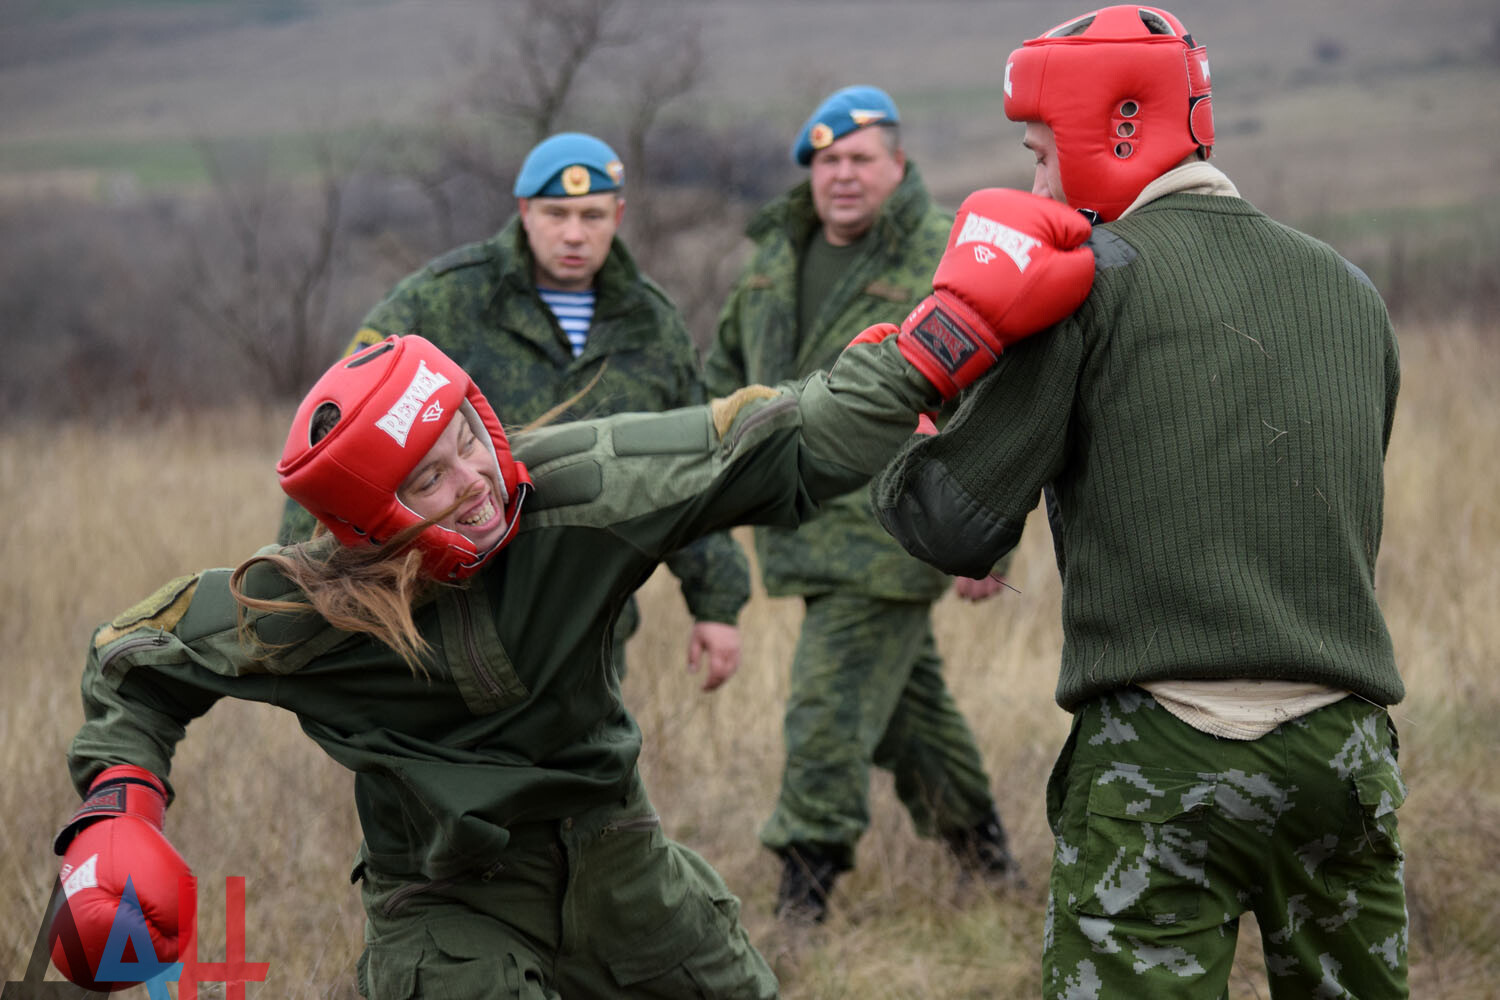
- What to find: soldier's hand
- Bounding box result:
[687,621,742,691]
[954,575,1008,602]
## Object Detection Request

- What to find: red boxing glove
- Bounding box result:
[49,765,192,992]
[897,188,1095,398]
[845,321,899,350]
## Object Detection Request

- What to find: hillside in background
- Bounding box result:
[3,0,1498,211]
[0,0,1496,416]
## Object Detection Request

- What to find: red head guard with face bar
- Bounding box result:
[277,335,530,581]
[1004,5,1214,223]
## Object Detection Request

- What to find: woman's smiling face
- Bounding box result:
[397,410,507,551]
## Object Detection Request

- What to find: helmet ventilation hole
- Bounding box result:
[1114,142,1134,158]
[309,402,342,445]
[1116,122,1136,137]
[1119,100,1139,118]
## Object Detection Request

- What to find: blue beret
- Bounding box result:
[513,133,625,198]
[791,85,901,166]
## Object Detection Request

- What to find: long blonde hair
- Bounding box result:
[228,367,604,674]
[228,518,441,674]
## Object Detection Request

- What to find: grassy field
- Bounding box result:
[2,0,1498,218]
[0,320,1495,997]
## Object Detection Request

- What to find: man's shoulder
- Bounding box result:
[616,267,685,319]
[426,242,493,277]
[412,222,524,284]
[385,238,505,299]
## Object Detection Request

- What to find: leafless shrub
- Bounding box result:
[177,137,357,398]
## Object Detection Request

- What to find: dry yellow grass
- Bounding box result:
[2,321,1496,997]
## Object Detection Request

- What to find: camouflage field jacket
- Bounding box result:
[704,164,954,600]
[281,217,748,625]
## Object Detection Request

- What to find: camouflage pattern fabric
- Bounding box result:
[278,216,750,656]
[1044,689,1408,1000]
[758,592,997,866]
[356,771,777,1000]
[705,163,965,601]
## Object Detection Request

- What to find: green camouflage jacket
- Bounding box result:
[70,338,946,882]
[704,163,954,600]
[279,217,748,625]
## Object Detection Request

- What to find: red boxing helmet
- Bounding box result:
[1004,5,1214,222]
[278,335,530,581]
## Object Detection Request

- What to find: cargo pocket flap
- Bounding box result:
[605,894,715,986]
[1088,765,1213,824]
[1355,767,1407,818]
[360,946,418,1000]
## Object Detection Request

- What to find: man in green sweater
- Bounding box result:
[706,86,1023,923]
[279,133,749,689]
[874,7,1407,998]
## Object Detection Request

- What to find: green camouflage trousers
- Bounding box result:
[1044,688,1408,1000]
[759,592,997,867]
[357,772,777,999]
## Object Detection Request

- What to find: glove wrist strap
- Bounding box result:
[897,293,1000,399]
[53,765,168,854]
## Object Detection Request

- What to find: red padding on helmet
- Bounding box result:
[278,335,529,581]
[1004,5,1215,222]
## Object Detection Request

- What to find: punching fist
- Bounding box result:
[897,188,1095,398]
[49,765,192,992]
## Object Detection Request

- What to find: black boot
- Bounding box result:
[774,843,843,924]
[944,810,1026,889]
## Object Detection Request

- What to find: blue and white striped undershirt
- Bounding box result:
[538,289,596,357]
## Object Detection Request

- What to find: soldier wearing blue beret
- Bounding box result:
[706,86,1025,924]
[513,131,625,199]
[790,84,902,167]
[280,130,750,691]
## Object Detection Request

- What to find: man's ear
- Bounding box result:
[516,198,531,231]
[614,196,626,226]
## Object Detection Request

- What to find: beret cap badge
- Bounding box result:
[560,165,591,196]
[512,132,624,198]
[791,85,900,166]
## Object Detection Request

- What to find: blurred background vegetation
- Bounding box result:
[1,0,1497,418]
[2,2,1498,996]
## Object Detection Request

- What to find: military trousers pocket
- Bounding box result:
[358,923,535,1000]
[357,942,418,1000]
[1071,763,1215,922]
[1326,760,1407,895]
[570,815,718,988]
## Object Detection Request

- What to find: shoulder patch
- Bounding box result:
[344,326,385,356]
[428,244,490,277]
[1088,227,1139,272]
[95,574,199,648]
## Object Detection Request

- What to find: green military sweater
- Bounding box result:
[874,192,1403,710]
[279,217,748,626]
[70,338,946,881]
[705,164,957,600]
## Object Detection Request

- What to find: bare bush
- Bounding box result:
[177,137,358,398]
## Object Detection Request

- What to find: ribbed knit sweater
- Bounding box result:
[873,192,1403,710]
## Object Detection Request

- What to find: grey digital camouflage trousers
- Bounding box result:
[758,592,997,868]
[1044,688,1408,1000]
[356,771,777,999]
